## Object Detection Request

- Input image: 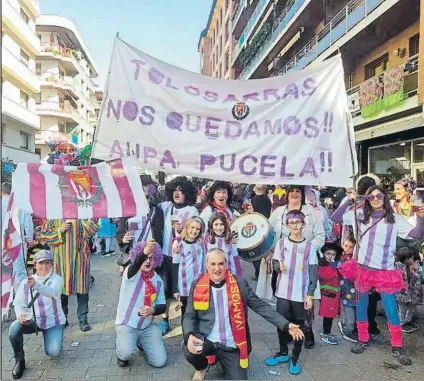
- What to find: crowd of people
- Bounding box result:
[2,172,424,380]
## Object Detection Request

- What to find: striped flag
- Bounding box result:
[2,193,23,319]
[11,157,149,219]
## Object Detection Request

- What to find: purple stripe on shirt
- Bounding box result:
[165,204,173,256]
[180,243,188,296]
[52,298,60,326]
[192,246,199,284]
[216,289,228,346]
[24,284,29,306]
[301,242,311,299]
[121,275,144,326]
[217,237,223,250]
[362,218,379,267]
[275,241,285,295]
[286,244,298,301]
[381,223,394,270]
[37,297,47,329]
[181,211,190,226]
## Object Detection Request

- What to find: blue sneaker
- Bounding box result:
[320,332,340,345]
[160,320,170,335]
[265,352,290,366]
[289,359,301,375]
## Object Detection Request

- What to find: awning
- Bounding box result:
[355,114,424,142]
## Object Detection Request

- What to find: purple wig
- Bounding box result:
[285,209,305,223]
[129,241,163,267]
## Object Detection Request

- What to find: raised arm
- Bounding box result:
[33,275,63,298]
[330,196,353,223]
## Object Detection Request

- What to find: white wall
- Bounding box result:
[2,119,35,151]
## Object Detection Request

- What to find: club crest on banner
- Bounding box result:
[241,222,257,238]
[59,170,103,207]
[231,101,249,121]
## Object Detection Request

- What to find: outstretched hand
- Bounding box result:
[288,323,304,341]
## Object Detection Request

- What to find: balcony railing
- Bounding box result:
[232,0,247,29]
[35,130,73,144]
[238,0,304,79]
[233,0,270,63]
[277,0,385,76]
[36,100,84,123]
[346,55,418,118]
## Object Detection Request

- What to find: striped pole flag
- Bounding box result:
[2,193,22,319]
[11,157,149,219]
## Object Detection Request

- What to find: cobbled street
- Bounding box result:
[2,255,424,380]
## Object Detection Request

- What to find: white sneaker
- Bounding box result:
[192,368,207,380]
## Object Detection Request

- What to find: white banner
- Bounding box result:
[92,38,358,186]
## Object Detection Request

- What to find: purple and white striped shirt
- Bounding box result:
[160,201,199,257]
[127,215,153,243]
[206,285,236,348]
[115,269,165,329]
[173,240,205,297]
[13,273,65,330]
[343,210,415,270]
[273,238,317,302]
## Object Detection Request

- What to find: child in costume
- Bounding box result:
[318,243,343,345]
[172,216,206,317]
[265,210,318,375]
[204,212,242,276]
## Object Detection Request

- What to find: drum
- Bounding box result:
[230,212,275,262]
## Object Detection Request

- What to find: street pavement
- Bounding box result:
[2,254,424,380]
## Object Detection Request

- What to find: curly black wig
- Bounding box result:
[319,242,343,265]
[207,181,233,206]
[164,176,197,205]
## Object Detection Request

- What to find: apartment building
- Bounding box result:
[198,0,235,79]
[2,0,41,163]
[35,15,99,159]
[228,0,424,188]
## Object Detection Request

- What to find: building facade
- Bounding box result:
[35,15,99,159]
[2,0,41,164]
[198,0,236,79]
[224,0,424,188]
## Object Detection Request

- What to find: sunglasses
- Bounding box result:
[367,193,385,202]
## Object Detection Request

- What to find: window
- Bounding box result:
[20,49,29,66]
[364,53,388,80]
[409,34,419,57]
[20,131,30,150]
[20,9,29,24]
[20,91,29,108]
[35,148,41,156]
[58,121,66,133]
[36,63,42,76]
[34,93,41,104]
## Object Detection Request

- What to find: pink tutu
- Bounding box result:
[338,259,405,294]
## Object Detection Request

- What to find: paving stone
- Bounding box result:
[43,366,89,379]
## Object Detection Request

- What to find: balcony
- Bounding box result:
[21,0,40,18]
[2,0,40,55]
[36,100,84,125]
[2,48,40,94]
[238,0,306,79]
[233,0,271,64]
[2,96,40,130]
[347,55,419,124]
[1,145,40,164]
[35,130,76,145]
[40,73,79,100]
[232,0,247,31]
[277,0,386,76]
[39,43,82,76]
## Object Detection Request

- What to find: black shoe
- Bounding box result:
[80,322,91,332]
[101,251,111,257]
[409,322,419,332]
[351,341,369,354]
[90,276,95,284]
[304,328,315,349]
[12,360,25,379]
[402,323,414,333]
[117,358,129,367]
[392,347,412,365]
[65,319,69,327]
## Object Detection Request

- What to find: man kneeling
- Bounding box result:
[183,248,304,380]
[115,240,167,368]
[9,250,66,380]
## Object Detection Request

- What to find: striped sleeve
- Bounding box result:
[40,220,63,246]
[82,219,99,237]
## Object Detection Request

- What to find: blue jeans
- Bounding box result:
[9,320,64,360]
[115,323,167,367]
[356,292,400,325]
